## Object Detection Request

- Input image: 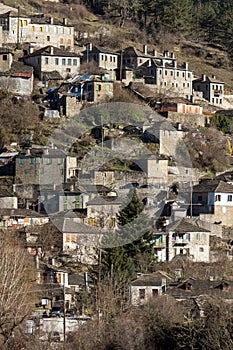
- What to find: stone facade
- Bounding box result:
[1,13,74,50]
[166,218,210,262]
[193,74,224,106]
[22,45,80,80]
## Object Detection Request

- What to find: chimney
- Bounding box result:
[44,148,49,155]
[190,95,195,104]
[63,18,68,26]
[143,44,147,55]
[173,60,177,68]
[29,47,34,54]
[212,75,216,79]
[153,49,157,57]
[170,52,175,59]
[26,149,30,155]
[50,46,54,55]
[202,74,206,81]
[163,50,169,57]
[147,59,151,67]
[50,17,54,24]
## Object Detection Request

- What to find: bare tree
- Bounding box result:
[0,230,36,347]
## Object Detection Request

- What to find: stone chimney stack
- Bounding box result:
[50,17,54,25]
[63,18,68,26]
[143,45,147,55]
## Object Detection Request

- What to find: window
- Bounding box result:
[182,72,185,77]
[54,26,58,33]
[101,55,104,60]
[110,56,112,62]
[177,72,179,77]
[19,20,22,27]
[23,20,28,26]
[62,58,66,65]
[47,36,50,42]
[215,194,221,202]
[46,25,49,33]
[96,84,101,92]
[202,233,206,241]
[73,59,77,66]
[199,247,204,252]
[60,38,64,44]
[196,233,200,240]
[183,83,185,87]
[220,99,222,104]
[165,70,167,75]
[45,57,49,64]
[110,217,116,228]
[2,55,7,61]
[185,283,192,292]
[113,57,116,62]
[55,57,59,65]
[19,158,24,165]
[68,58,72,65]
[106,85,110,92]
[46,158,52,164]
[171,71,173,76]
[30,157,35,164]
[227,194,233,201]
[39,27,43,32]
[67,28,71,35]
[188,73,190,78]
[198,195,203,202]
[139,289,145,299]
[152,289,158,298]
[88,218,95,226]
[60,27,64,34]
[32,25,35,31]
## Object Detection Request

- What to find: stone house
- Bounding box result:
[49,75,113,116]
[86,195,124,230]
[192,74,224,106]
[136,51,193,99]
[166,218,210,262]
[0,61,34,95]
[120,45,154,70]
[129,271,173,306]
[0,188,18,209]
[137,155,168,187]
[81,44,119,80]
[192,179,233,226]
[52,217,102,265]
[0,48,13,71]
[0,208,49,228]
[15,148,66,186]
[22,45,80,80]
[0,10,74,50]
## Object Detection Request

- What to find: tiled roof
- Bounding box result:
[166,218,210,233]
[215,180,233,193]
[86,195,125,206]
[193,75,224,84]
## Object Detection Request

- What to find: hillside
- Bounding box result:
[2,0,233,91]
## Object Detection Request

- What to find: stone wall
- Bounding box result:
[167,112,211,127]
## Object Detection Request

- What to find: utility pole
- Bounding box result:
[63,285,66,342]
[17,6,20,49]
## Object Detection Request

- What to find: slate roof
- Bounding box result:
[0,208,47,217]
[0,188,15,197]
[193,179,233,193]
[42,71,63,80]
[86,45,119,56]
[121,46,154,58]
[131,271,173,287]
[166,218,210,233]
[24,45,80,58]
[52,217,101,235]
[86,195,125,206]
[167,279,233,300]
[0,61,33,77]
[193,75,224,84]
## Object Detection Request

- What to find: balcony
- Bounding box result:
[172,237,189,246]
[214,89,223,97]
